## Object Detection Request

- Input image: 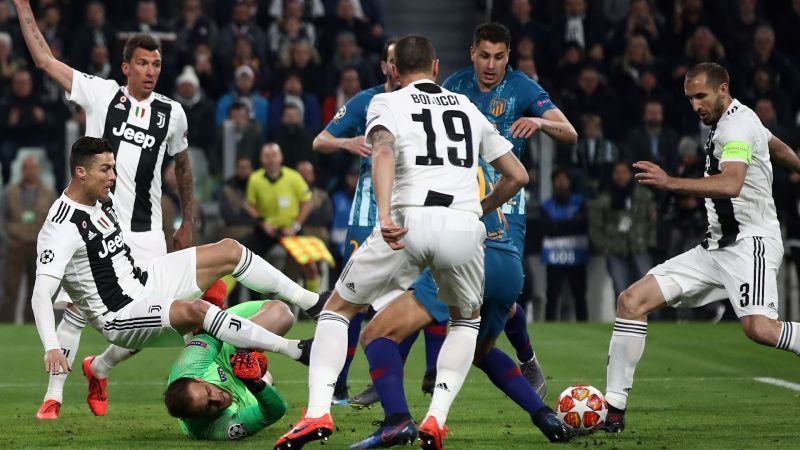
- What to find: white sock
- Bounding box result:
[426,318,480,426]
[776,322,800,356]
[202,304,300,359]
[306,311,349,418]
[44,309,86,403]
[606,318,648,410]
[232,246,319,309]
[91,345,140,379]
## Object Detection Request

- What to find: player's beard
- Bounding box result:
[706,95,725,125]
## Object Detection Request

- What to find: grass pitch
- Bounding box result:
[1,321,798,449]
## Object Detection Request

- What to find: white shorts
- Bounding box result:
[55,229,167,309]
[99,248,201,349]
[649,237,782,319]
[336,207,486,318]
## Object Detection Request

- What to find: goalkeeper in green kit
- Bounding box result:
[164,300,311,440]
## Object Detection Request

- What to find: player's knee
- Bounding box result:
[217,238,243,265]
[185,299,211,322]
[269,301,294,335]
[359,324,378,348]
[616,289,646,319]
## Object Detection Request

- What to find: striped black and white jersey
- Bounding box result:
[702,99,781,249]
[36,193,148,324]
[364,79,513,216]
[66,71,188,233]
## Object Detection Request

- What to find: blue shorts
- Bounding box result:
[504,213,526,258]
[343,225,374,262]
[478,243,523,341]
[409,269,450,324]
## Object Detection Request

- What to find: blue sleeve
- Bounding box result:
[216,94,232,126]
[517,75,557,117]
[324,92,367,138]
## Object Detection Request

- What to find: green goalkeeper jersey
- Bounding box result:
[167,301,287,440]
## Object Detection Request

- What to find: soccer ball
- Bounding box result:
[555,384,607,435]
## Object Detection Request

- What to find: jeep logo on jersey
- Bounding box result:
[111,122,157,149]
[97,233,125,258]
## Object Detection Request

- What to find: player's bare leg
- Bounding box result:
[275,290,364,449]
[604,274,667,433]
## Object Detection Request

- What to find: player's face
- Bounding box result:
[381,44,400,90]
[184,380,233,417]
[471,40,509,90]
[684,74,727,125]
[81,152,116,202]
[122,47,162,100]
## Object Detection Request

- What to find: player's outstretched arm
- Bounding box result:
[768,136,800,174]
[313,130,372,157]
[633,160,747,198]
[13,0,73,92]
[30,274,70,375]
[483,152,529,216]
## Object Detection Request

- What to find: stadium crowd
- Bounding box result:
[1,0,799,322]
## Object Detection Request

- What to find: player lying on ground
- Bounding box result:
[164,300,304,440]
[603,62,800,433]
[275,34,529,450]
[32,137,324,379]
[349,160,573,449]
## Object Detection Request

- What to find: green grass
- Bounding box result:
[1,322,798,449]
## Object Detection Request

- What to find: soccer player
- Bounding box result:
[164,300,298,441]
[313,39,444,406]
[443,22,578,396]
[32,137,322,396]
[13,0,197,418]
[274,34,529,450]
[603,63,800,433]
[350,160,574,449]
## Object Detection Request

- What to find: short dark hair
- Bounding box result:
[551,167,571,183]
[69,137,113,175]
[380,38,397,62]
[123,34,160,62]
[685,62,729,90]
[394,35,436,76]
[473,22,511,49]
[164,378,195,418]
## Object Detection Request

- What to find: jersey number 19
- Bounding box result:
[411,108,474,168]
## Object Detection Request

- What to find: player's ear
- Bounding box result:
[432,59,439,80]
[76,166,87,181]
[121,61,129,78]
[380,60,387,76]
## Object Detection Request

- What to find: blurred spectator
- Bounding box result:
[191,42,224,100]
[0,2,23,58]
[215,101,264,171]
[0,69,50,185]
[559,114,619,198]
[174,66,216,157]
[161,160,203,253]
[324,31,374,93]
[268,72,321,135]
[670,0,716,55]
[221,35,266,88]
[86,42,111,79]
[560,65,622,139]
[723,0,766,64]
[589,161,657,299]
[220,155,258,241]
[540,168,589,321]
[245,142,318,292]
[268,0,326,23]
[0,157,53,323]
[553,0,605,61]
[322,66,360,124]
[741,66,792,126]
[172,0,218,70]
[272,102,314,169]
[0,31,23,96]
[277,39,324,98]
[665,136,706,257]
[504,0,551,64]
[738,25,800,101]
[625,100,680,175]
[775,0,800,60]
[610,34,656,95]
[672,26,728,85]
[554,42,585,93]
[614,0,664,53]
[295,160,332,244]
[216,65,269,140]
[329,165,357,265]
[36,3,67,56]
[621,66,675,128]
[516,53,539,81]
[321,0,382,59]
[69,1,116,73]
[118,0,178,87]
[217,0,267,70]
[754,98,797,148]
[267,0,317,64]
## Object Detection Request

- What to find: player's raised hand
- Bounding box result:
[43,349,70,375]
[510,117,542,139]
[379,217,407,250]
[633,161,671,190]
[347,136,372,157]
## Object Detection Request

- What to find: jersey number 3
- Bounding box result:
[411,108,474,168]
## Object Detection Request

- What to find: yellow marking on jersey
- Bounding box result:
[477,166,507,233]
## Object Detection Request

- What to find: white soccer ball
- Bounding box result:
[555,384,608,435]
